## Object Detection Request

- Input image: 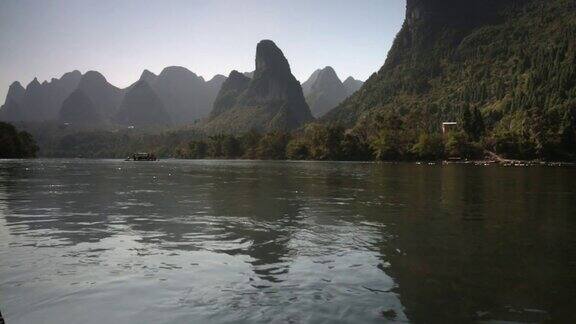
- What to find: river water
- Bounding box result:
[0,159,575,323]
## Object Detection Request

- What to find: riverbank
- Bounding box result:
[471,150,575,167]
[441,159,575,168]
[432,150,574,167]
[27,156,576,167]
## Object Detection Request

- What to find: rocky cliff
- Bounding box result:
[58,89,103,126]
[115,80,171,127]
[326,1,569,117]
[127,67,227,125]
[77,71,123,119]
[205,40,313,133]
[0,82,26,122]
[342,77,363,95]
[324,0,576,159]
[0,71,82,122]
[301,67,363,117]
[1,67,225,127]
[210,70,251,119]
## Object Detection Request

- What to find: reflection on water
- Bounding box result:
[0,159,575,323]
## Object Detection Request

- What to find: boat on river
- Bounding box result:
[125,153,158,161]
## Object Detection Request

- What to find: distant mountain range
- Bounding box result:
[301,66,363,117]
[1,71,82,123]
[137,67,226,125]
[0,68,228,127]
[115,80,172,127]
[3,0,575,161]
[0,60,360,129]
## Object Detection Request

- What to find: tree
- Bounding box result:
[370,111,406,160]
[17,131,38,157]
[0,122,38,158]
[493,129,537,160]
[461,105,485,141]
[257,132,290,160]
[472,107,486,140]
[341,132,373,161]
[445,131,480,159]
[303,124,345,160]
[412,133,445,160]
[240,129,262,159]
[560,105,576,153]
[186,140,208,159]
[286,139,310,160]
[207,135,226,158]
[222,135,241,158]
[371,129,403,160]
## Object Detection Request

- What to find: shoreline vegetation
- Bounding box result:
[170,108,576,164]
[0,122,38,158]
[2,0,575,167]
[5,112,576,166]
[11,111,576,166]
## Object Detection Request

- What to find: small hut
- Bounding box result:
[442,122,458,134]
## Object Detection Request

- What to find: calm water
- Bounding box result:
[0,159,575,323]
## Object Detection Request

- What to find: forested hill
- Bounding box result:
[325,0,576,159]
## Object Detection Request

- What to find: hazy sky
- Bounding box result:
[0,0,406,101]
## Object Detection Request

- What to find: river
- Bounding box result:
[0,159,575,323]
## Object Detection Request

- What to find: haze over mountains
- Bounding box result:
[77,71,123,121]
[5,0,571,159]
[2,0,574,161]
[302,66,363,117]
[115,80,172,127]
[1,71,82,123]
[138,67,226,125]
[0,67,230,127]
[0,52,360,130]
[59,89,104,126]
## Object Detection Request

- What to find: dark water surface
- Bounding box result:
[0,159,575,323]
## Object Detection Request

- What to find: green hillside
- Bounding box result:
[326,0,576,160]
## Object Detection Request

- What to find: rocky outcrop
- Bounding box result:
[205,40,313,133]
[0,100,24,122]
[44,70,83,118]
[210,70,251,119]
[405,0,509,28]
[302,67,349,117]
[77,71,123,119]
[0,71,82,122]
[1,67,226,126]
[342,77,363,95]
[139,69,158,84]
[114,80,171,127]
[20,78,46,122]
[58,89,103,126]
[0,82,26,122]
[137,67,227,124]
[4,81,25,106]
[204,74,227,117]
[325,0,526,126]
[152,66,208,123]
